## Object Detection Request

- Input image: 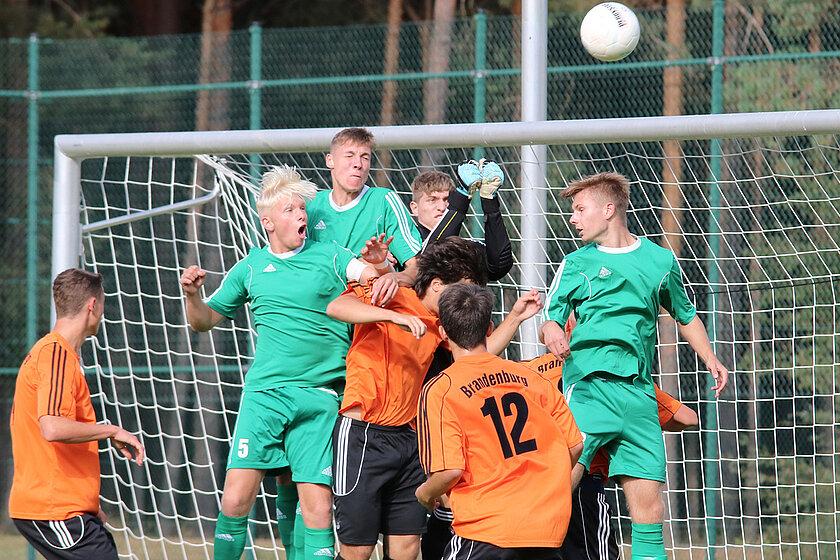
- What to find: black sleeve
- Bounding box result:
[423,189,470,248]
[480,196,513,281]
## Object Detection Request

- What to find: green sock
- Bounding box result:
[276,486,299,560]
[214,512,249,560]
[292,504,305,559]
[303,525,334,559]
[631,522,667,560]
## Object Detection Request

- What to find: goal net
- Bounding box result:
[53,111,840,559]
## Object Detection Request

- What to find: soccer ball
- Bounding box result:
[579,2,640,62]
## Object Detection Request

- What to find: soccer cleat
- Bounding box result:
[479,160,504,199]
[457,160,483,197]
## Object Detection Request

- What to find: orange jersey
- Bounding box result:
[340,281,444,426]
[418,353,583,548]
[9,332,101,520]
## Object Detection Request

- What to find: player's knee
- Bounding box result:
[385,535,420,560]
[220,493,254,518]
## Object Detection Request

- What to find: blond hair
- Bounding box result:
[256,165,319,217]
[561,172,630,215]
[410,171,454,202]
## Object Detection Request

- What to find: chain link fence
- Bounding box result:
[2,1,840,537]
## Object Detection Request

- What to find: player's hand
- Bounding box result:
[509,289,543,322]
[456,160,482,197]
[180,266,206,296]
[389,312,427,339]
[360,234,394,268]
[479,160,505,199]
[540,320,570,360]
[415,484,440,511]
[706,356,729,398]
[111,428,145,466]
[371,273,400,307]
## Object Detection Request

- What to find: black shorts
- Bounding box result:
[13,514,118,560]
[560,473,619,560]
[332,415,428,545]
[445,535,562,560]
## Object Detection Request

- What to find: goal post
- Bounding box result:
[53,110,840,560]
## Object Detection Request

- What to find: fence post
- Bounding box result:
[472,10,487,160]
[249,21,263,131]
[26,33,39,352]
[704,0,725,558]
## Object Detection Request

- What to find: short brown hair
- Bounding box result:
[561,172,630,215]
[414,237,487,299]
[438,283,494,350]
[330,127,376,152]
[53,268,104,318]
[410,171,454,202]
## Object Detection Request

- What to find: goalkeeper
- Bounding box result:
[539,172,728,560]
[410,158,512,281]
[179,165,394,560]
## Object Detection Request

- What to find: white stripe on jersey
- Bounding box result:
[384,190,422,254]
[333,416,352,495]
[541,259,567,321]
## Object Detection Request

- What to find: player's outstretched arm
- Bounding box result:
[180,265,224,332]
[39,416,145,466]
[326,293,427,338]
[415,469,463,511]
[487,289,543,355]
[677,315,729,397]
[539,320,571,359]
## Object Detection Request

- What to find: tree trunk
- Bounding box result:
[658,0,686,545]
[375,0,403,187]
[423,0,455,125]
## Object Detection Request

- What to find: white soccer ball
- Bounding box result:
[580,2,640,62]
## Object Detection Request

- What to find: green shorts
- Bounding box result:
[228,386,341,485]
[564,373,665,482]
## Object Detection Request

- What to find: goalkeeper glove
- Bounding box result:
[479,161,504,199]
[456,160,483,197]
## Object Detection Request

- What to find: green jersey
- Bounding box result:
[307,185,422,265]
[542,237,696,393]
[206,240,356,392]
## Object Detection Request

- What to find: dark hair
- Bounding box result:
[438,283,494,350]
[414,237,487,298]
[330,127,376,151]
[53,268,104,318]
[561,172,630,216]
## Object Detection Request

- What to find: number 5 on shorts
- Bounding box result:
[237,438,249,458]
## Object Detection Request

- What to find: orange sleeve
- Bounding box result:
[345,279,375,303]
[654,383,683,427]
[35,342,77,420]
[417,375,465,474]
[520,353,563,390]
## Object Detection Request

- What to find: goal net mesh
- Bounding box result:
[75,132,840,559]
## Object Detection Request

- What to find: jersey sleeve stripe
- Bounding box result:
[541,259,567,321]
[418,379,436,472]
[47,343,58,415]
[49,343,67,416]
[385,191,422,253]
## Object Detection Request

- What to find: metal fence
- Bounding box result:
[2,0,840,532]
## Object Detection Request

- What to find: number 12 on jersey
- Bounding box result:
[480,392,537,459]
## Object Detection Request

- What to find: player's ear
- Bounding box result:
[438,324,449,342]
[603,201,616,220]
[325,152,335,169]
[409,200,418,216]
[87,297,97,313]
[260,215,274,232]
[486,322,494,337]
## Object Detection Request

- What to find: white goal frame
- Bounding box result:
[52,109,840,560]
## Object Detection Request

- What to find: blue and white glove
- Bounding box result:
[456,160,483,197]
[479,161,504,199]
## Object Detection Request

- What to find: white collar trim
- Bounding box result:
[267,239,305,259]
[596,236,641,254]
[329,185,370,212]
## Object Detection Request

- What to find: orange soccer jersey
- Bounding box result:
[340,281,444,426]
[9,331,101,520]
[417,353,583,548]
[522,353,686,479]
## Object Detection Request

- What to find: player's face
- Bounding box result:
[262,195,308,252]
[410,189,449,230]
[326,142,372,199]
[569,189,609,243]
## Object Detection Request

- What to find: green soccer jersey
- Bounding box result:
[306,185,422,265]
[541,237,696,393]
[205,240,355,392]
